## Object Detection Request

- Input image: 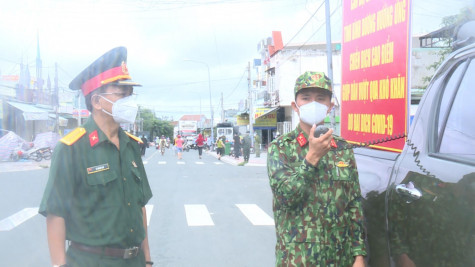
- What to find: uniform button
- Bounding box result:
[130,229,134,232]
[123,177,126,181]
[128,202,131,206]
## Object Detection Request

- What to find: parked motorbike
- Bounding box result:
[10,146,52,162]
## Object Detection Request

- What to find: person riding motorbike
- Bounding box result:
[159,135,167,155]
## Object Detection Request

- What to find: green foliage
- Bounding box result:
[139,108,174,140]
[422,7,475,86]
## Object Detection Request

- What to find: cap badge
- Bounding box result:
[121,61,129,75]
[311,73,322,81]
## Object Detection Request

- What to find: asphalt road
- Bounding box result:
[0,147,276,267]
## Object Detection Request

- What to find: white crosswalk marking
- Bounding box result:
[145,204,154,226]
[184,204,214,226]
[214,162,223,165]
[195,161,204,164]
[143,161,148,165]
[236,204,275,226]
[158,161,167,165]
[0,207,39,231]
[177,161,185,165]
[0,204,272,230]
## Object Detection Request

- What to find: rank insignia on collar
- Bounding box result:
[132,161,137,168]
[89,130,99,147]
[296,133,307,147]
[330,138,337,148]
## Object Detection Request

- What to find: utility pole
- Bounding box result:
[325,0,336,132]
[247,61,254,146]
[221,92,224,122]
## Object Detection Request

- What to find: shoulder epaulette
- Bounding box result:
[125,132,143,144]
[60,127,86,146]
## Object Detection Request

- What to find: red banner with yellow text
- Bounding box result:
[341,0,410,152]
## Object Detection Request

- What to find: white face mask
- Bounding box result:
[296,101,328,126]
[100,95,138,124]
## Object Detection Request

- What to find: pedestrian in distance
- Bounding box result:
[195,132,205,159]
[216,136,225,160]
[267,71,366,267]
[175,135,184,160]
[159,135,166,156]
[242,131,252,162]
[141,135,148,156]
[39,47,153,267]
[233,132,241,159]
[254,132,261,158]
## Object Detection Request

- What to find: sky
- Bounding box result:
[0,0,472,121]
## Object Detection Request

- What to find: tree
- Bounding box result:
[139,107,174,140]
[422,7,475,85]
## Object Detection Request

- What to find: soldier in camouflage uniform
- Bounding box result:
[267,71,366,267]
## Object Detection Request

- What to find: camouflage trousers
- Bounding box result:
[275,240,355,267]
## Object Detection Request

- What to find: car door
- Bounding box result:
[386,48,475,267]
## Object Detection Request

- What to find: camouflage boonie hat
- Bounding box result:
[294,71,332,95]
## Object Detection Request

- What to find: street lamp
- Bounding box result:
[183,59,214,142]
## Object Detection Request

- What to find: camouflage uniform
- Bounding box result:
[267,125,366,267]
[242,134,252,162]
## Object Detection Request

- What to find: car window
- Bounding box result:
[439,58,475,160]
[436,60,467,139]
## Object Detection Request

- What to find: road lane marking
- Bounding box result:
[214,162,223,165]
[184,204,214,226]
[145,204,153,226]
[177,161,185,165]
[0,207,39,231]
[195,162,204,164]
[235,204,275,226]
[158,161,167,165]
[143,161,148,164]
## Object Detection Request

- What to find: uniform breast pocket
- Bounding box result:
[130,167,145,201]
[85,169,121,207]
[331,166,353,182]
[86,170,118,186]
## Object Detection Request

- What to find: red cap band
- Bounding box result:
[81,65,131,96]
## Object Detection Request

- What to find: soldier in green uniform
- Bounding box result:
[267,71,366,267]
[39,47,154,267]
[242,131,252,162]
[254,132,261,158]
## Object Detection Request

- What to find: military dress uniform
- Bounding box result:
[39,117,152,266]
[268,126,366,266]
[39,47,153,267]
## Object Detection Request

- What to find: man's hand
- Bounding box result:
[305,124,333,166]
[352,255,365,267]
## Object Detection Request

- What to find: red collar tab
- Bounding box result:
[296,133,308,147]
[89,130,99,147]
[330,138,337,148]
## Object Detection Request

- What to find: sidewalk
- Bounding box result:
[205,150,266,167]
[0,159,51,173]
